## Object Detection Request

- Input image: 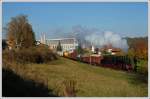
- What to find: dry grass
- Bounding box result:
[3,57,148,97]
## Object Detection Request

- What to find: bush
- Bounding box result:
[137,60,148,75]
[3,46,58,64]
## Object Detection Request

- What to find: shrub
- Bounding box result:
[3,46,58,64]
[137,60,148,75]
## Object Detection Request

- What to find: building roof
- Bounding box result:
[46,38,77,44]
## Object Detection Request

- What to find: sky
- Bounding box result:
[2,2,148,40]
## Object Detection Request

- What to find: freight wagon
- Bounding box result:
[64,50,133,71]
[101,55,133,71]
[81,54,102,65]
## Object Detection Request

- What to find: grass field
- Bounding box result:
[3,57,148,97]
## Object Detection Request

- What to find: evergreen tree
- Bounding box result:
[57,41,62,51]
[77,43,84,54]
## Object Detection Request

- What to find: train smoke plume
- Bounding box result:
[47,25,129,51]
[85,31,128,50]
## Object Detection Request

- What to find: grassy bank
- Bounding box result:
[3,57,148,97]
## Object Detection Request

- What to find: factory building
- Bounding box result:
[40,34,78,53]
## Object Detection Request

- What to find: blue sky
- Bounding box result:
[3,2,148,40]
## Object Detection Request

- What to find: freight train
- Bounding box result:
[63,50,133,71]
[101,55,133,71]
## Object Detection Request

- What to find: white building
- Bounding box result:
[40,33,46,44]
[107,48,116,55]
[107,49,112,53]
[40,34,78,53]
[46,38,78,52]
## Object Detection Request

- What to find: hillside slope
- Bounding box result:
[3,57,148,97]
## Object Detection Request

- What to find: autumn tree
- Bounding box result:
[5,15,36,49]
[127,37,148,60]
[126,37,148,72]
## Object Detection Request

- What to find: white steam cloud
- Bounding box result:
[85,31,128,51]
[46,25,129,51]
